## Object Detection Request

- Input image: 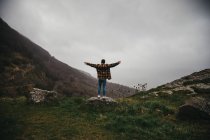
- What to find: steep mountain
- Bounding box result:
[0,18,134,98]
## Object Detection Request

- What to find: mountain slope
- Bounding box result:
[0,69,210,139]
[0,18,133,98]
[147,69,210,96]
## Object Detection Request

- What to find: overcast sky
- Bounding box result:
[0,0,210,88]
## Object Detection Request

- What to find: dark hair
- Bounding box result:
[101,59,105,64]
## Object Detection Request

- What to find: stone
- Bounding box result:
[28,88,58,103]
[177,97,210,120]
[87,96,117,105]
[162,90,173,95]
[172,86,195,94]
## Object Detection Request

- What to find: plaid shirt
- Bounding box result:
[86,62,120,80]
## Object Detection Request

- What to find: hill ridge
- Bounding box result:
[146,69,210,97]
[0,18,134,98]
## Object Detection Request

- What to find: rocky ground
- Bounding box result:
[149,69,210,97]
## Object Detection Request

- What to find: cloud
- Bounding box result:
[1,0,210,88]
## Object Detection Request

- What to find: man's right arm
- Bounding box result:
[84,62,97,68]
[109,61,121,68]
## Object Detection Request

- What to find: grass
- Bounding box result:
[0,92,210,140]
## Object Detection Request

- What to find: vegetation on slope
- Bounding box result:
[1,90,210,140]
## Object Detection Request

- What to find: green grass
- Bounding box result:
[0,92,210,140]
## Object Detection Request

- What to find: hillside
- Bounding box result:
[0,69,209,139]
[148,69,210,96]
[0,18,133,98]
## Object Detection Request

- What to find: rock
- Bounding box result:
[177,97,210,120]
[192,83,210,89]
[162,90,173,95]
[87,97,117,105]
[28,88,58,103]
[149,92,159,97]
[172,86,195,94]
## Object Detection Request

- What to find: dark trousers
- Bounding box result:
[98,79,106,96]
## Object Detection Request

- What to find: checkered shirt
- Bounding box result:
[86,62,120,80]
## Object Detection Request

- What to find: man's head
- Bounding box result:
[101,59,105,64]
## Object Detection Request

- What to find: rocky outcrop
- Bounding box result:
[87,97,117,105]
[164,69,210,88]
[149,69,210,96]
[28,88,59,103]
[177,97,210,120]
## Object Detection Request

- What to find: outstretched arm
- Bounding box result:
[109,61,121,68]
[84,62,97,68]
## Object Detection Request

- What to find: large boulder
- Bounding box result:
[87,97,117,106]
[177,97,210,120]
[28,88,59,103]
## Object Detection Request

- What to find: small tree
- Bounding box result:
[134,83,147,92]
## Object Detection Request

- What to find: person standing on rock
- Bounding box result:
[84,59,121,98]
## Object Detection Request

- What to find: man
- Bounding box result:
[84,59,121,98]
